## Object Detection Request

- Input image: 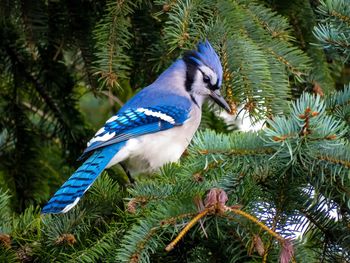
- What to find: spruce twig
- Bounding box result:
[165,188,294,263]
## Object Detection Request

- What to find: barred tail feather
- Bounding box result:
[42,143,124,214]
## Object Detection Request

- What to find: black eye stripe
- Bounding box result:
[184,59,197,92]
[198,69,220,90]
[198,69,210,82]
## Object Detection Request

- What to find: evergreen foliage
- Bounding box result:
[0,0,350,262]
[313,0,350,62]
[268,0,336,94]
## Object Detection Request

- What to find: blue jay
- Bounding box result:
[42,40,230,214]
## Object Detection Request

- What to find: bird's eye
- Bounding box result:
[203,75,210,83]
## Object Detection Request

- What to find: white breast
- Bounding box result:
[106,106,201,175]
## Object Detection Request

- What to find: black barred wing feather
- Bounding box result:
[78,106,190,160]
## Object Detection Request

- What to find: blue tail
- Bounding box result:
[42,143,124,214]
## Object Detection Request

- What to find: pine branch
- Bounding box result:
[93,0,136,90]
[314,0,350,62]
[161,0,211,53]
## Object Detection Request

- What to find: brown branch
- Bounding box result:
[331,10,350,26]
[228,208,284,242]
[197,147,275,156]
[316,155,350,169]
[165,209,210,252]
[101,90,124,107]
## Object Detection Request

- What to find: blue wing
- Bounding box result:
[79,105,190,160]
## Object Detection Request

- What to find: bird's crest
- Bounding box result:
[184,40,223,87]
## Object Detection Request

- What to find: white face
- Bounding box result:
[190,65,218,105]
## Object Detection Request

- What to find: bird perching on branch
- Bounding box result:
[42,40,230,214]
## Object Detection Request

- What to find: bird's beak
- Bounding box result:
[209,90,231,112]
